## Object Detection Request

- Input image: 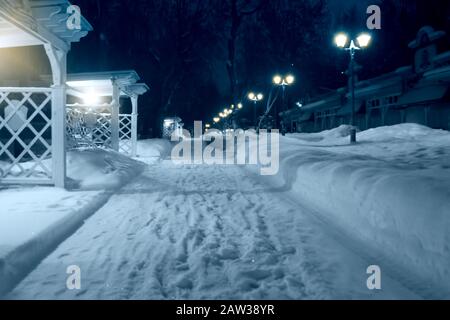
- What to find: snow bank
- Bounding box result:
[67,149,145,190]
[248,124,450,294]
[0,148,147,297]
[136,139,172,164]
[1,148,145,190]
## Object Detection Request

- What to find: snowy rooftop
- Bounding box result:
[0,0,92,50]
[67,71,149,98]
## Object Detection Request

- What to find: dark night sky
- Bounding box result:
[3,0,448,137]
[65,0,450,136]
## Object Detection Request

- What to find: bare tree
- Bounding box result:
[223,0,264,105]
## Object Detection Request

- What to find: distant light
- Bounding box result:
[273,75,282,85]
[357,33,372,48]
[237,103,243,109]
[285,75,295,85]
[296,102,303,108]
[213,117,220,123]
[164,119,174,128]
[249,93,264,102]
[335,33,348,48]
[205,123,211,128]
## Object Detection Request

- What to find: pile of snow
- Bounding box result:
[1,148,145,190]
[287,125,356,143]
[136,139,172,164]
[67,149,145,190]
[248,124,450,294]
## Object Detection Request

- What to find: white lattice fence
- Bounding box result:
[93,113,112,148]
[66,108,134,156]
[66,107,112,150]
[119,114,133,155]
[0,88,53,184]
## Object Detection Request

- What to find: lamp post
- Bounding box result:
[273,74,294,129]
[248,92,264,127]
[335,32,372,144]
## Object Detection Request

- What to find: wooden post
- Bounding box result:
[45,44,67,188]
[131,95,139,157]
[111,79,120,151]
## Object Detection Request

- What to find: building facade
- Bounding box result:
[281,27,450,133]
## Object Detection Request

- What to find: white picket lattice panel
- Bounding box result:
[119,114,133,155]
[66,107,112,150]
[66,108,133,156]
[0,88,53,184]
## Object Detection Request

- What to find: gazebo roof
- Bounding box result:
[67,70,149,98]
[0,0,92,51]
[123,83,150,97]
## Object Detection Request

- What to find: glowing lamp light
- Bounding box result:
[285,75,295,85]
[248,92,256,100]
[213,117,220,123]
[273,75,282,85]
[164,119,175,128]
[83,92,100,105]
[357,33,372,48]
[205,124,211,128]
[335,33,349,48]
[237,103,243,109]
[257,93,264,100]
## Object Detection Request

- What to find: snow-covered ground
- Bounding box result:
[0,149,145,253]
[5,161,419,300]
[267,124,450,296]
[135,139,172,164]
[4,124,449,299]
[0,148,147,296]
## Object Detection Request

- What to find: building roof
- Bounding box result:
[0,0,92,51]
[67,70,149,98]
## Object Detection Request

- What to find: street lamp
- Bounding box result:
[273,74,294,129]
[273,74,295,87]
[335,32,372,143]
[248,92,264,126]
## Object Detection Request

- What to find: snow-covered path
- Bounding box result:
[7,160,420,300]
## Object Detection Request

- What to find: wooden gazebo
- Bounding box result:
[0,0,92,187]
[66,71,149,157]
